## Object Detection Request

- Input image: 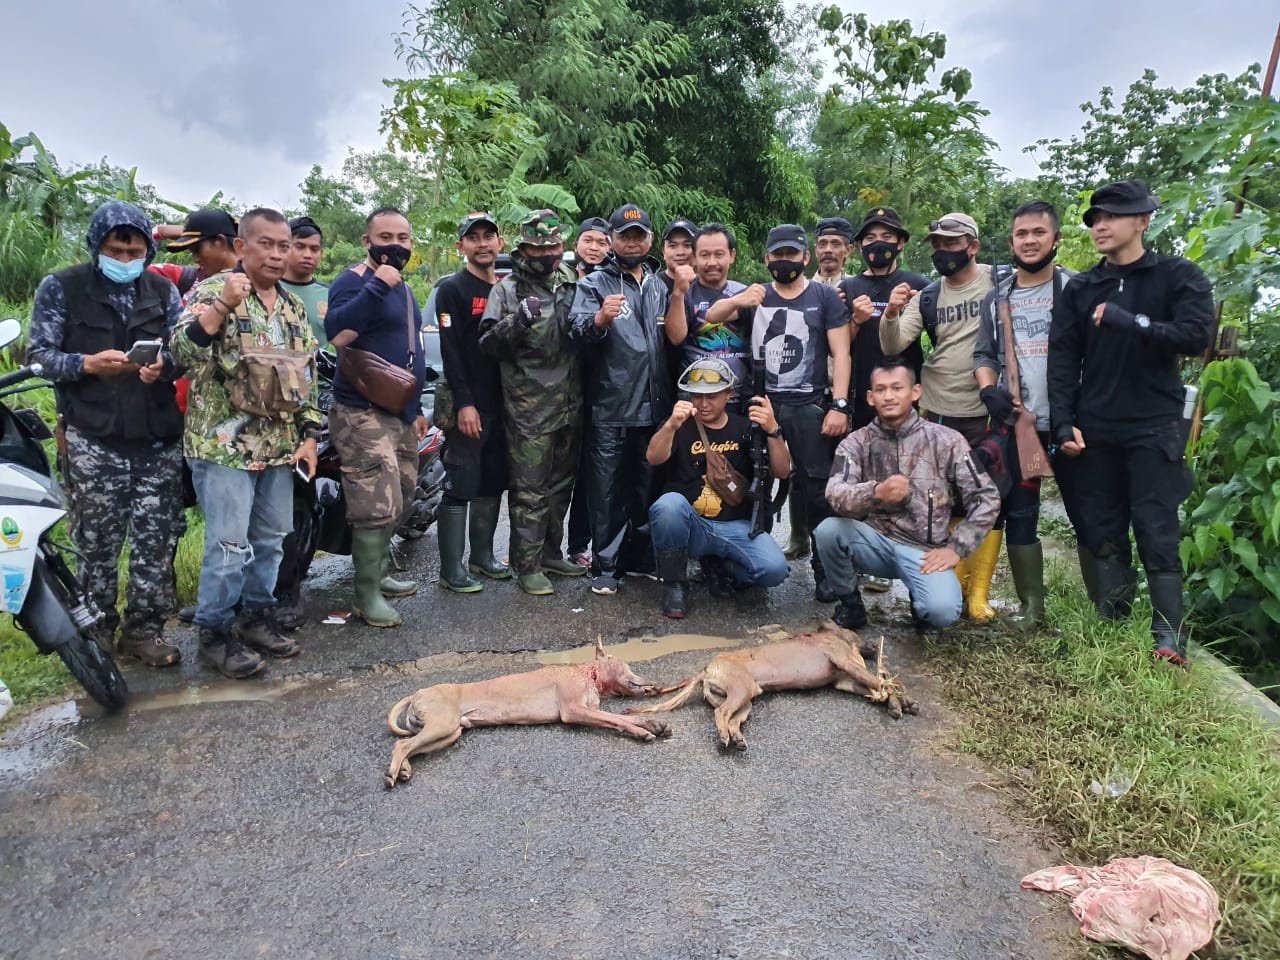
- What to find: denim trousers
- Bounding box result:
[188,458,293,630]
[649,492,789,587]
[814,517,963,628]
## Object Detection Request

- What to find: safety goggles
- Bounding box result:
[687,368,727,384]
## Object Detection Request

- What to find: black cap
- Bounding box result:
[854,206,909,242]
[166,209,239,251]
[288,215,322,240]
[815,217,854,242]
[662,218,698,243]
[765,223,808,254]
[1083,180,1160,226]
[578,217,610,237]
[609,203,653,235]
[458,211,499,239]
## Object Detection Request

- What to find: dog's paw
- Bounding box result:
[642,718,672,739]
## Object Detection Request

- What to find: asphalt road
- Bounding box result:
[0,522,1081,960]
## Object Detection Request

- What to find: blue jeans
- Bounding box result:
[648,493,789,587]
[813,517,963,628]
[189,459,294,630]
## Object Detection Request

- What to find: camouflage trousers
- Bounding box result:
[66,427,184,638]
[507,419,580,574]
[329,402,418,530]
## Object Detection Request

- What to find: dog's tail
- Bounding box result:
[626,673,706,714]
[386,694,420,736]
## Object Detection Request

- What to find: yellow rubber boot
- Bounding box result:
[964,530,1002,622]
[948,519,972,605]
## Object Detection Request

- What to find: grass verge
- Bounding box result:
[922,558,1280,960]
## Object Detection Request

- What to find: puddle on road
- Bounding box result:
[536,633,743,666]
[127,674,338,712]
[0,699,82,779]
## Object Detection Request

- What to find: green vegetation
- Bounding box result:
[926,562,1280,960]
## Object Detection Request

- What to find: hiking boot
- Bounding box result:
[117,629,181,668]
[699,556,736,599]
[234,610,301,658]
[518,572,555,596]
[542,552,586,577]
[656,548,689,619]
[199,627,266,679]
[273,600,307,632]
[467,497,512,580]
[438,502,483,593]
[832,591,868,631]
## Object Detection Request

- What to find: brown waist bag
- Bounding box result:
[695,419,748,508]
[335,263,420,416]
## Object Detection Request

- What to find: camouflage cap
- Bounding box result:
[518,210,566,248]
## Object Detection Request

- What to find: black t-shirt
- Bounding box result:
[665,412,754,523]
[839,269,928,428]
[744,281,848,404]
[436,267,502,414]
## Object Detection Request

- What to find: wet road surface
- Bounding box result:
[0,525,1081,959]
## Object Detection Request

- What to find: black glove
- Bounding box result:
[979,385,1017,424]
[516,296,542,327]
[1098,302,1139,331]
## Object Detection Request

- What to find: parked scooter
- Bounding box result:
[0,318,127,711]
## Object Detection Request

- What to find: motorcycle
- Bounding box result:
[0,318,127,711]
[276,350,445,600]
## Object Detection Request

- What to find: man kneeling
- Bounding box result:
[646,358,791,618]
[815,356,999,632]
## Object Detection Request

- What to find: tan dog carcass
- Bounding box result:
[384,637,670,787]
[628,620,916,750]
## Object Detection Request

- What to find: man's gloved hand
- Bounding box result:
[516,296,542,327]
[979,385,1017,424]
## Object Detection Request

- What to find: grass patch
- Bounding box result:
[922,559,1280,959]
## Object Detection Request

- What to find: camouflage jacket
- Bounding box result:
[172,270,322,470]
[825,411,999,557]
[477,260,581,435]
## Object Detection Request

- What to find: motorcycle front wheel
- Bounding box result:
[57,630,128,712]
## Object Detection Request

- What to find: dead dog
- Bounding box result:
[384,637,671,787]
[627,620,917,751]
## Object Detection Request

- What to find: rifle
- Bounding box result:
[749,347,789,537]
[994,264,1053,480]
[55,413,72,495]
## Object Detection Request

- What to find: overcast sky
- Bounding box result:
[3,0,1276,214]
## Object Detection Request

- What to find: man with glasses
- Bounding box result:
[646,359,791,618]
[880,212,1003,621]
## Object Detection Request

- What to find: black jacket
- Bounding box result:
[1047,251,1211,443]
[567,256,672,428]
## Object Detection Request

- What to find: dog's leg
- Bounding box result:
[559,702,672,741]
[384,719,464,788]
[625,675,705,715]
[712,672,759,752]
[827,643,915,719]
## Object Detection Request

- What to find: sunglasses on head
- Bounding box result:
[930,218,972,234]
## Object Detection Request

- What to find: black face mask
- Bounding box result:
[573,253,598,275]
[931,248,972,278]
[767,259,804,284]
[524,253,560,278]
[860,241,900,270]
[614,252,647,269]
[1012,245,1059,274]
[368,242,412,271]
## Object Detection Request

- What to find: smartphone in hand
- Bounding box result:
[294,461,313,482]
[125,340,163,366]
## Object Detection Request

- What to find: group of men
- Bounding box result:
[22,173,1211,686]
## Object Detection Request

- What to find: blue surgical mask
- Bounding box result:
[98,255,146,284]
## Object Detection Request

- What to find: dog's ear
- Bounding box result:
[594,635,606,659]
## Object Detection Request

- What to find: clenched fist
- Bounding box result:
[852,294,874,325]
[595,294,627,328]
[671,264,696,294]
[668,400,695,429]
[220,273,255,310]
[735,284,767,310]
[874,473,911,506]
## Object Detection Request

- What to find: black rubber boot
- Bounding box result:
[1006,542,1046,629]
[1093,557,1137,620]
[1148,572,1189,667]
[783,490,810,559]
[832,590,868,631]
[437,503,483,593]
[656,549,689,619]
[1077,544,1100,605]
[468,497,511,580]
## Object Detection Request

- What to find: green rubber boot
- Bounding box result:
[438,503,483,593]
[1006,541,1046,629]
[380,543,418,598]
[518,571,555,596]
[351,527,403,627]
[468,497,512,580]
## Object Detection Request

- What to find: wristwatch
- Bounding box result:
[1134,313,1151,331]
[765,427,783,439]
[831,397,851,414]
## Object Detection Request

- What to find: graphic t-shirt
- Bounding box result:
[666,412,754,522]
[744,281,848,404]
[1004,279,1055,430]
[280,278,329,344]
[682,278,750,396]
[437,267,502,413]
[839,269,928,428]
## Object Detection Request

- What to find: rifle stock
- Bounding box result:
[749,349,770,538]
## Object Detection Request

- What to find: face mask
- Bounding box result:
[931,248,972,278]
[860,241,899,270]
[1013,245,1058,274]
[767,259,804,284]
[524,253,560,278]
[368,242,412,271]
[614,252,647,269]
[98,255,146,284]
